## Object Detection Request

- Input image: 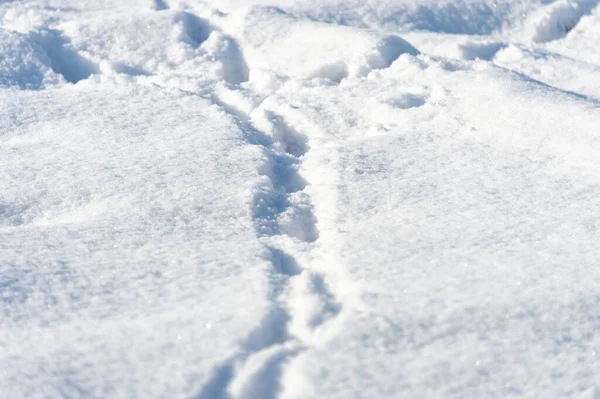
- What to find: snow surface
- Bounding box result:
[2,0,600,398]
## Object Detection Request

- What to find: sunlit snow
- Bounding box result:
[2,0,600,398]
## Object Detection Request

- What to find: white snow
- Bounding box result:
[2,0,600,398]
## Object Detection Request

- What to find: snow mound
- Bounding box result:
[527,0,593,43]
[238,7,418,82]
[61,10,248,88]
[541,2,600,66]
[61,11,189,77]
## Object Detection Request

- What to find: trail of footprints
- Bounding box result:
[197,88,343,399]
[174,8,345,399]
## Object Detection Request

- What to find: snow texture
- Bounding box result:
[2,0,600,398]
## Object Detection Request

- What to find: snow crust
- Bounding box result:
[2,0,600,398]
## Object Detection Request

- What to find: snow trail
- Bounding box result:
[193,22,350,395]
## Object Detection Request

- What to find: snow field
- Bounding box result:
[0,84,278,397]
[2,0,600,398]
[258,53,600,397]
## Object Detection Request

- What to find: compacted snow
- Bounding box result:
[2,0,600,398]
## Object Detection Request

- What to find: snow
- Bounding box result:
[2,0,600,398]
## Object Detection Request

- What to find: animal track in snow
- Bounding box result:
[188,14,347,394]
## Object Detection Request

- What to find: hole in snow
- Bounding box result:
[0,202,28,226]
[153,0,168,11]
[268,247,302,276]
[32,29,99,83]
[386,93,426,109]
[175,12,211,47]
